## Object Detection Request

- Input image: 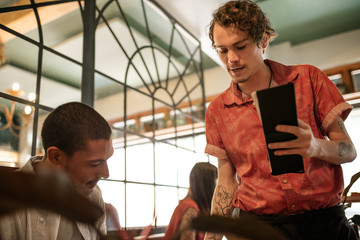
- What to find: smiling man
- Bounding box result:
[0,102,113,240]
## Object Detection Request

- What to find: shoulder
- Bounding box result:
[207,87,231,111]
[18,156,43,174]
[267,59,327,85]
[182,207,198,219]
[269,59,319,72]
[179,199,200,212]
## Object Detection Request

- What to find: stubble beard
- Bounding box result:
[236,78,249,84]
[227,65,249,85]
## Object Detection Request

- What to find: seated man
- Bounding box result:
[0,102,114,240]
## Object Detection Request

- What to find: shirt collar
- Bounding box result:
[224,59,299,107]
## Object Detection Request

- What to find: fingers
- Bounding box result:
[268,119,315,157]
[268,138,300,150]
[272,148,303,156]
[275,118,307,133]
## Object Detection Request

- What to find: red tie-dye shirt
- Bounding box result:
[205,59,353,215]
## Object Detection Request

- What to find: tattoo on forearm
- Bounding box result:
[339,142,353,156]
[213,184,235,217]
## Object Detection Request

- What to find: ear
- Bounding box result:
[261,33,270,50]
[47,146,67,169]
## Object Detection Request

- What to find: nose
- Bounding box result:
[99,162,110,179]
[227,50,239,64]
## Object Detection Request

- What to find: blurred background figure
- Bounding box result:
[163,162,218,240]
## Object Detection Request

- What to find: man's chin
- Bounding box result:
[83,186,94,196]
[232,77,249,84]
[75,185,93,197]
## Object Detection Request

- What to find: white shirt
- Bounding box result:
[0,156,107,240]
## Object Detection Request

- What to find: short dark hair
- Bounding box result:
[41,102,112,157]
[189,162,218,215]
[209,0,277,47]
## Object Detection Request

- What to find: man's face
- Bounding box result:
[64,138,113,196]
[213,23,265,84]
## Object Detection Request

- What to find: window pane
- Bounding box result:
[177,148,196,187]
[107,147,125,181]
[40,50,82,108]
[94,73,124,118]
[328,74,348,94]
[351,69,360,92]
[0,98,34,167]
[155,142,177,185]
[178,188,188,200]
[343,107,360,193]
[155,186,178,226]
[194,152,211,163]
[194,134,206,154]
[126,142,154,183]
[35,109,51,157]
[126,183,154,228]
[0,7,39,43]
[343,107,360,219]
[41,2,83,57]
[177,135,194,152]
[209,155,218,168]
[0,64,37,103]
[126,92,153,136]
[98,180,125,229]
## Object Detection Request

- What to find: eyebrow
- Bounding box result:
[214,38,249,48]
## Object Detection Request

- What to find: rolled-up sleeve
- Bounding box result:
[205,103,228,160]
[310,66,353,134]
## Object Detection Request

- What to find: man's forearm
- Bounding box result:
[204,184,236,240]
[212,184,235,216]
[270,117,357,165]
[315,138,357,165]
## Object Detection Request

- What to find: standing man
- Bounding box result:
[0,102,113,240]
[204,1,357,239]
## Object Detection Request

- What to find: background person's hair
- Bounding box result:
[41,102,112,157]
[188,162,218,215]
[208,0,277,48]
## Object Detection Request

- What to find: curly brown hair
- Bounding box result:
[208,0,277,48]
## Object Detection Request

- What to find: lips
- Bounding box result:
[229,64,245,70]
[86,179,98,189]
[230,67,243,71]
[229,66,245,76]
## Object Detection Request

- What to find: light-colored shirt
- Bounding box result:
[56,216,83,240]
[0,156,106,240]
[205,59,353,215]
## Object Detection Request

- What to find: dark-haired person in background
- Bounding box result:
[164,162,218,240]
[204,0,357,239]
[0,102,113,240]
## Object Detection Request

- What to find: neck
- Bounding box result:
[33,156,50,173]
[237,64,272,96]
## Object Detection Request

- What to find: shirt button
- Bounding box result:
[39,217,44,223]
[291,204,296,208]
[282,179,288,184]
